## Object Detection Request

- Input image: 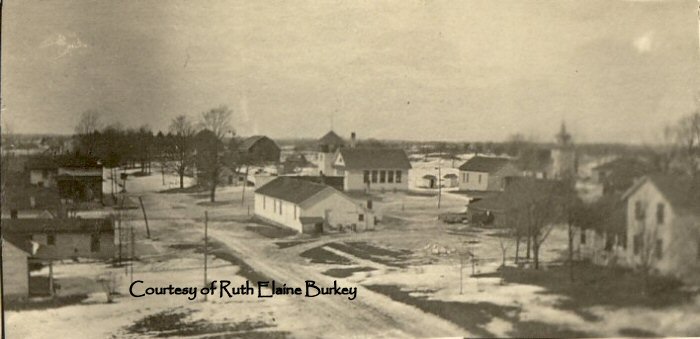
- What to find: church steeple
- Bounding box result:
[556,121,572,146]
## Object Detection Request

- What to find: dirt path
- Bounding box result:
[137,189,469,338]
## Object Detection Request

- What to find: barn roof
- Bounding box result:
[318,131,345,146]
[336,148,411,170]
[238,135,277,151]
[459,156,512,173]
[255,177,331,204]
[2,217,114,234]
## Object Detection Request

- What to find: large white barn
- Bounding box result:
[254,177,374,233]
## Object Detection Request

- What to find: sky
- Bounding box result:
[1,0,699,143]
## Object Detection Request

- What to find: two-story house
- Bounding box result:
[621,174,700,283]
[458,156,520,191]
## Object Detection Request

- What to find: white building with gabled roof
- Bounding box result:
[254,177,374,233]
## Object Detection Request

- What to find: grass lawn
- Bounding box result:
[365,284,592,338]
[299,246,353,265]
[322,266,376,278]
[326,241,412,268]
[476,263,696,311]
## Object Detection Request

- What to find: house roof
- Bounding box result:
[299,216,325,224]
[25,156,58,170]
[2,233,37,254]
[468,193,507,212]
[336,148,411,170]
[459,156,512,173]
[2,217,114,234]
[623,174,700,216]
[318,131,345,146]
[592,157,650,172]
[238,135,278,151]
[255,177,331,204]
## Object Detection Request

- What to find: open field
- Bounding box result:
[5,170,700,338]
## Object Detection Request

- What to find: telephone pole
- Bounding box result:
[203,211,208,301]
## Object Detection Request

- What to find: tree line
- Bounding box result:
[72,106,242,202]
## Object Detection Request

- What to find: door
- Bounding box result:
[314,222,324,233]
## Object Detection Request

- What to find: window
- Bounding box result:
[478,174,482,184]
[371,170,378,183]
[656,203,665,224]
[655,239,663,259]
[633,234,642,255]
[363,170,370,184]
[90,234,100,252]
[388,171,394,183]
[367,200,373,210]
[279,201,283,215]
[294,206,297,219]
[273,200,277,213]
[396,171,402,183]
[358,214,364,222]
[466,173,470,182]
[380,170,386,183]
[47,234,55,246]
[580,230,586,245]
[635,201,645,220]
[263,196,266,210]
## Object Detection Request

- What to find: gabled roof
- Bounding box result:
[255,177,330,204]
[2,233,37,254]
[468,192,507,212]
[623,174,700,216]
[238,135,278,151]
[336,148,411,170]
[318,131,345,146]
[2,217,114,234]
[25,156,58,170]
[592,157,650,172]
[459,156,512,173]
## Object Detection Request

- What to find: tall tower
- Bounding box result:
[551,122,577,179]
[317,131,345,175]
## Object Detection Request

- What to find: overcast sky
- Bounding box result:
[2,0,699,143]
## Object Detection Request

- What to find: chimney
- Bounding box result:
[350,132,356,148]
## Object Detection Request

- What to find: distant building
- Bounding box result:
[317,131,346,175]
[332,148,412,192]
[55,156,104,203]
[254,177,374,233]
[24,156,58,188]
[550,122,577,179]
[591,157,653,194]
[621,174,700,283]
[458,156,520,191]
[238,135,281,164]
[2,217,116,261]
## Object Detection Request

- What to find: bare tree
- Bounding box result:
[671,111,700,178]
[197,106,234,202]
[503,177,564,269]
[167,115,196,188]
[75,109,102,135]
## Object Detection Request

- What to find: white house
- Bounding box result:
[254,177,374,233]
[621,174,700,283]
[458,156,520,191]
[332,148,412,192]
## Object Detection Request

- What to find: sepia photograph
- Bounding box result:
[1,0,700,338]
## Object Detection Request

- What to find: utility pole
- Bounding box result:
[203,211,208,301]
[130,223,135,284]
[435,165,442,209]
[138,196,151,238]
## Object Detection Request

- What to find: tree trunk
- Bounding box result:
[533,242,540,269]
[209,179,217,202]
[526,225,532,260]
[514,236,520,265]
[568,223,574,282]
[179,171,185,189]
